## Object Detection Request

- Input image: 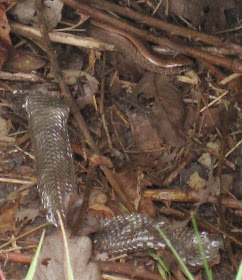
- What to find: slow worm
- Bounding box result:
[89,20,193,74]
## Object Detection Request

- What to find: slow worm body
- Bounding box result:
[89,20,193,74]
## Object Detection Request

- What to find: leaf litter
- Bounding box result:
[0,0,241,279]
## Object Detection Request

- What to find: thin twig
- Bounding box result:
[144,189,242,211]
[10,21,114,51]
[35,0,99,153]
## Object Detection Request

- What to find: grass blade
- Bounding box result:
[57,211,75,280]
[235,260,242,280]
[25,229,45,280]
[156,227,194,280]
[191,212,213,280]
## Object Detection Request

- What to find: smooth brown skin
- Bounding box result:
[90,20,193,74]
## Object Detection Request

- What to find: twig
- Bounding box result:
[101,166,135,213]
[0,252,33,264]
[0,177,35,185]
[35,0,99,153]
[100,52,113,151]
[10,21,114,51]
[144,189,242,211]
[0,71,44,82]
[0,223,48,251]
[98,261,164,280]
[162,152,194,186]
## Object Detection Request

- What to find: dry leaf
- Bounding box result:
[158,0,235,31]
[13,0,63,30]
[188,171,207,190]
[89,154,113,168]
[62,70,99,108]
[15,207,40,222]
[3,50,46,73]
[133,73,185,147]
[126,110,163,151]
[0,116,9,137]
[114,171,155,216]
[34,231,101,280]
[0,205,17,234]
[160,0,205,26]
[198,153,212,169]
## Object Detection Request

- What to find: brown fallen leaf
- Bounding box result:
[158,0,205,27]
[89,190,115,219]
[157,0,235,31]
[188,171,207,190]
[113,170,156,216]
[15,207,40,222]
[34,230,101,280]
[3,50,46,73]
[203,0,235,33]
[61,70,99,108]
[0,204,17,234]
[133,72,186,147]
[126,110,163,151]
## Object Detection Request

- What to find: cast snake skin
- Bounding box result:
[25,91,78,226]
[25,91,222,267]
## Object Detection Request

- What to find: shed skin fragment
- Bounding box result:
[94,214,222,268]
[25,91,78,226]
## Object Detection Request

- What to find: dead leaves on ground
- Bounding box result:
[156,0,236,32]
[0,0,241,279]
[0,204,17,234]
[33,231,101,280]
[130,73,186,147]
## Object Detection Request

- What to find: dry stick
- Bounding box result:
[201,60,242,98]
[62,0,242,73]
[0,252,33,264]
[144,189,242,211]
[84,0,242,55]
[35,0,98,153]
[10,21,113,51]
[217,100,240,270]
[0,71,45,83]
[100,52,113,151]
[99,261,164,280]
[162,152,194,186]
[34,0,135,213]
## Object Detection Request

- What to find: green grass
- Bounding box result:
[150,252,171,280]
[156,226,195,280]
[25,229,45,280]
[191,212,213,280]
[235,260,242,280]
